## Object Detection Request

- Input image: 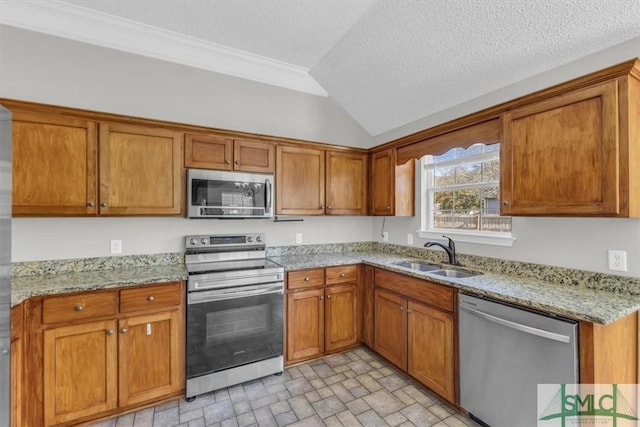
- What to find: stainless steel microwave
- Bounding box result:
[187,169,273,219]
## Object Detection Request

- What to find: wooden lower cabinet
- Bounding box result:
[286,266,359,364]
[407,301,455,402]
[374,289,407,370]
[374,273,457,404]
[287,288,325,361]
[325,284,358,352]
[118,310,182,407]
[361,265,375,347]
[11,304,23,427]
[43,320,118,426]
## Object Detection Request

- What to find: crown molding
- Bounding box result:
[0,0,328,96]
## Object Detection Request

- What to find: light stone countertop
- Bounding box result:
[11,264,187,306]
[10,249,640,325]
[268,251,640,325]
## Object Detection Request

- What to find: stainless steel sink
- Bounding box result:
[392,260,441,272]
[430,269,482,278]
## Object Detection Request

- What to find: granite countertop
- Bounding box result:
[10,247,640,325]
[268,251,640,325]
[11,264,187,306]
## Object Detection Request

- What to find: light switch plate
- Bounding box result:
[295,233,303,244]
[407,233,414,245]
[382,231,389,242]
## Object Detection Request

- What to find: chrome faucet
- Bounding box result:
[424,235,458,265]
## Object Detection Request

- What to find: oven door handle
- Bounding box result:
[188,284,283,304]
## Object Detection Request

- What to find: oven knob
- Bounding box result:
[256,236,262,243]
[247,236,253,242]
[201,238,208,245]
[189,238,198,246]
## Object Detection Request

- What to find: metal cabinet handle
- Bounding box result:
[304,277,310,282]
[327,206,332,210]
[147,296,155,302]
[340,273,345,277]
[399,306,404,311]
[101,202,108,208]
[87,201,95,207]
[503,200,509,206]
[235,160,240,165]
[406,309,413,314]
[320,205,324,209]
[225,160,231,164]
[387,205,391,209]
[327,295,331,299]
[106,329,114,336]
[320,296,324,300]
[74,304,84,312]
[120,328,128,334]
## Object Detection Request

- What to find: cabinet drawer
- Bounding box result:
[326,265,358,285]
[42,290,117,324]
[120,282,181,313]
[375,268,454,312]
[287,269,325,290]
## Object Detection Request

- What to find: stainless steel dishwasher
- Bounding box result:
[459,294,578,427]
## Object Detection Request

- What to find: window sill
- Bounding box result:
[417,229,515,247]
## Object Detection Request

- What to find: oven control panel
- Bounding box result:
[185,233,264,249]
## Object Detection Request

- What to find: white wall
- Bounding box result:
[0,26,375,262]
[0,25,372,148]
[373,39,640,277]
[11,216,373,262]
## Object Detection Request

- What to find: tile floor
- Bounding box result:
[88,347,479,427]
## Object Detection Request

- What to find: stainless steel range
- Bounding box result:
[185,233,284,400]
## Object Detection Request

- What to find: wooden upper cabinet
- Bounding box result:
[276,145,325,215]
[184,133,233,170]
[234,138,275,173]
[185,134,274,173]
[100,123,183,215]
[501,79,622,216]
[12,111,98,216]
[326,150,367,215]
[370,148,414,216]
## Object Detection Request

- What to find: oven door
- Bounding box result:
[186,282,283,380]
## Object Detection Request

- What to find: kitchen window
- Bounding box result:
[419,143,515,246]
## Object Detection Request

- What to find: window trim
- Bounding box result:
[418,151,516,247]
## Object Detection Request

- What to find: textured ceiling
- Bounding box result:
[58,0,378,68]
[8,0,640,137]
[310,0,640,135]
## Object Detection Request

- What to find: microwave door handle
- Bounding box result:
[266,179,272,213]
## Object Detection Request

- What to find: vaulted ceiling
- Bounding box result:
[2,0,640,136]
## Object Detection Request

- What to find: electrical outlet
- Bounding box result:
[608,250,627,272]
[382,231,389,242]
[110,239,122,255]
[407,233,414,245]
[295,233,303,244]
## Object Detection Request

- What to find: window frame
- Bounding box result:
[417,145,515,247]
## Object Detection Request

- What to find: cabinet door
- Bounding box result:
[370,150,395,215]
[43,320,117,426]
[276,146,325,215]
[10,337,21,427]
[326,151,367,215]
[407,301,455,403]
[286,288,324,362]
[374,289,407,370]
[118,310,182,407]
[184,133,233,170]
[234,138,275,173]
[12,112,98,216]
[361,266,375,348]
[100,123,183,215]
[501,80,620,216]
[325,284,358,352]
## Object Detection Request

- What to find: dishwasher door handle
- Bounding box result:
[460,304,572,343]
